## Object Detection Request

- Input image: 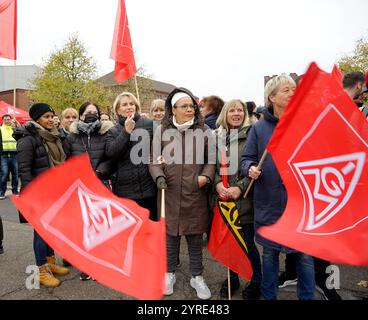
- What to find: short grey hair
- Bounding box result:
[264,74,296,107]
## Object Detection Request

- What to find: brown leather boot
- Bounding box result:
[38,264,61,288]
[46,256,70,276]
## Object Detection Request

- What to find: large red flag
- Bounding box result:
[12,154,166,299]
[110,0,137,83]
[0,0,16,60]
[259,62,368,266]
[208,149,253,280]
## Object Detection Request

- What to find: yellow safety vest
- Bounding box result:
[1,125,17,152]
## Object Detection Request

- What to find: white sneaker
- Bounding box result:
[190,276,212,300]
[165,272,176,296]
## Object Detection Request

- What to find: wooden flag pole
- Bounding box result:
[161,189,165,219]
[13,59,17,108]
[227,268,232,301]
[134,74,141,106]
[243,149,268,199]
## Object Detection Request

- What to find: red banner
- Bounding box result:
[12,154,166,299]
[259,62,368,266]
[110,0,137,83]
[0,0,17,60]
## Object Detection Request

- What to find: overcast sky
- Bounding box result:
[1,0,367,105]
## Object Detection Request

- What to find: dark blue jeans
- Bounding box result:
[33,230,54,266]
[243,223,262,284]
[0,154,19,195]
[228,223,262,284]
[261,247,315,300]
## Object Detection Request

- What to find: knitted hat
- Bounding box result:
[29,103,54,121]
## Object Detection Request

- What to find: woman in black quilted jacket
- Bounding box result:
[106,92,157,221]
[62,102,114,281]
[63,102,114,184]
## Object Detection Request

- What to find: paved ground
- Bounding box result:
[1,188,367,301]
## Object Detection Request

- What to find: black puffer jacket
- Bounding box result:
[13,121,51,189]
[106,113,156,199]
[63,120,115,179]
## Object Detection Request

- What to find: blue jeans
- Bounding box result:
[33,230,54,266]
[242,224,262,284]
[261,247,315,300]
[0,154,19,195]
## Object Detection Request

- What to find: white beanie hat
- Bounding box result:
[171,92,191,107]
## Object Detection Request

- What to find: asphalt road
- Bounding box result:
[0,187,367,300]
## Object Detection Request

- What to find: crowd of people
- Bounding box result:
[0,70,367,300]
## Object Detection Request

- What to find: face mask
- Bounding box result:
[84,114,99,124]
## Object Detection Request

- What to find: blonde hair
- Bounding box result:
[113,92,141,116]
[149,99,165,118]
[60,108,78,120]
[216,99,250,130]
[264,74,296,107]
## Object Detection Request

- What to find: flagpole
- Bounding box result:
[161,189,165,219]
[13,59,17,108]
[243,149,268,199]
[227,268,232,301]
[134,74,141,106]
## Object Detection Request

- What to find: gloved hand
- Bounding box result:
[156,176,168,190]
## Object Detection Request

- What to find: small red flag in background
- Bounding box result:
[208,149,253,280]
[259,62,368,266]
[0,0,17,60]
[110,0,137,83]
[12,154,166,299]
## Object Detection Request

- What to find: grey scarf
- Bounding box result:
[77,120,102,136]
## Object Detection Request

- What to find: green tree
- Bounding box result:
[28,34,112,113]
[337,36,368,73]
[107,67,156,115]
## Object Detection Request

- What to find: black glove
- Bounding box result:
[156,176,167,190]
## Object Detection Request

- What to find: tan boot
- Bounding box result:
[46,256,70,276]
[38,264,61,288]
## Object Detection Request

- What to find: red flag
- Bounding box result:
[0,0,16,60]
[12,154,166,299]
[208,149,253,280]
[259,62,368,266]
[110,0,137,83]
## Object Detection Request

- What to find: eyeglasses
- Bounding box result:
[175,104,195,110]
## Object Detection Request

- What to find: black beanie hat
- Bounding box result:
[29,103,54,121]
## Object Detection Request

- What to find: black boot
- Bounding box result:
[242,281,261,300]
[219,274,240,298]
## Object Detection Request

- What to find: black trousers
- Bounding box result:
[135,196,158,221]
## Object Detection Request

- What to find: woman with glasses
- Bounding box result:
[150,87,215,300]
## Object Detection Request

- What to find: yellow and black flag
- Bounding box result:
[208,148,253,280]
